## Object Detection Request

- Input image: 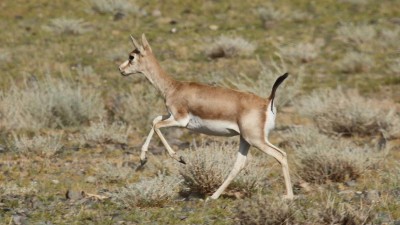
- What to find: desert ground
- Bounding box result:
[0,0,400,224]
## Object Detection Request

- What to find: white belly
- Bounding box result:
[186,114,240,136]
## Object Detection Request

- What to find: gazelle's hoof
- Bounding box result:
[283,194,295,201]
[140,157,148,166]
[135,157,148,171]
[179,156,186,164]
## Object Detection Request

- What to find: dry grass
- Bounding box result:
[338,51,374,73]
[225,57,303,107]
[389,58,400,75]
[284,126,381,184]
[236,196,297,225]
[83,120,131,145]
[43,18,91,35]
[256,7,285,28]
[336,23,376,46]
[297,88,399,137]
[279,40,324,63]
[235,194,376,224]
[178,141,267,197]
[113,172,182,208]
[11,133,63,157]
[89,0,139,15]
[0,183,38,198]
[0,76,105,131]
[95,162,134,183]
[206,36,256,59]
[108,85,163,134]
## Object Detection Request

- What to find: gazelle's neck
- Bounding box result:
[142,54,176,98]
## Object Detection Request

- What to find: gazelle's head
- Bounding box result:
[119,34,153,76]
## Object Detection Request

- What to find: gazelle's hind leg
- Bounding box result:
[210,136,250,199]
[252,140,294,200]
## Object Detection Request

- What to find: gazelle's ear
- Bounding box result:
[130,35,144,53]
[141,33,152,52]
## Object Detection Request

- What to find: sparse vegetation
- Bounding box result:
[0,76,105,131]
[178,141,267,197]
[11,133,63,157]
[43,18,91,35]
[338,51,374,73]
[114,172,182,207]
[279,40,323,63]
[89,0,139,16]
[83,120,131,145]
[206,36,256,59]
[284,126,380,183]
[336,23,376,46]
[0,0,399,223]
[297,88,399,137]
[256,7,285,28]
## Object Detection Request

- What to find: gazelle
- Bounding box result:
[119,34,294,200]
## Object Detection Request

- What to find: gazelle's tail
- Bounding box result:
[268,73,289,111]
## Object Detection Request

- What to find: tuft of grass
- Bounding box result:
[315,195,376,224]
[0,183,38,198]
[83,120,131,145]
[96,162,133,183]
[0,49,11,64]
[235,194,376,225]
[0,76,105,131]
[338,51,374,73]
[225,57,303,107]
[89,0,139,15]
[236,196,297,225]
[256,7,285,29]
[178,141,267,197]
[108,86,163,134]
[206,36,256,59]
[284,126,381,184]
[11,133,63,157]
[279,40,324,64]
[297,88,399,137]
[43,18,91,35]
[336,23,376,46]
[339,0,369,5]
[389,58,400,75]
[113,172,182,208]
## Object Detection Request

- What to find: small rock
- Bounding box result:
[66,190,84,200]
[85,176,97,183]
[12,215,27,225]
[152,9,162,17]
[113,12,125,21]
[298,182,312,192]
[345,180,357,187]
[51,179,59,184]
[365,190,380,202]
[171,27,177,33]
[209,25,218,30]
[338,190,355,200]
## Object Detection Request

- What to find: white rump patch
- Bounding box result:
[265,101,276,137]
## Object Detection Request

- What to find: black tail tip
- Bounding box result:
[282,72,289,79]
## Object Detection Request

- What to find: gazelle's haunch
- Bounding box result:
[119,34,294,200]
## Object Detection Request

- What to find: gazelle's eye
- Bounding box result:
[129,55,134,61]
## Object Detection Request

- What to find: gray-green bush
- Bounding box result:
[0,76,105,131]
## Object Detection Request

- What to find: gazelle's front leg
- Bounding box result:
[140,115,166,165]
[153,115,188,164]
